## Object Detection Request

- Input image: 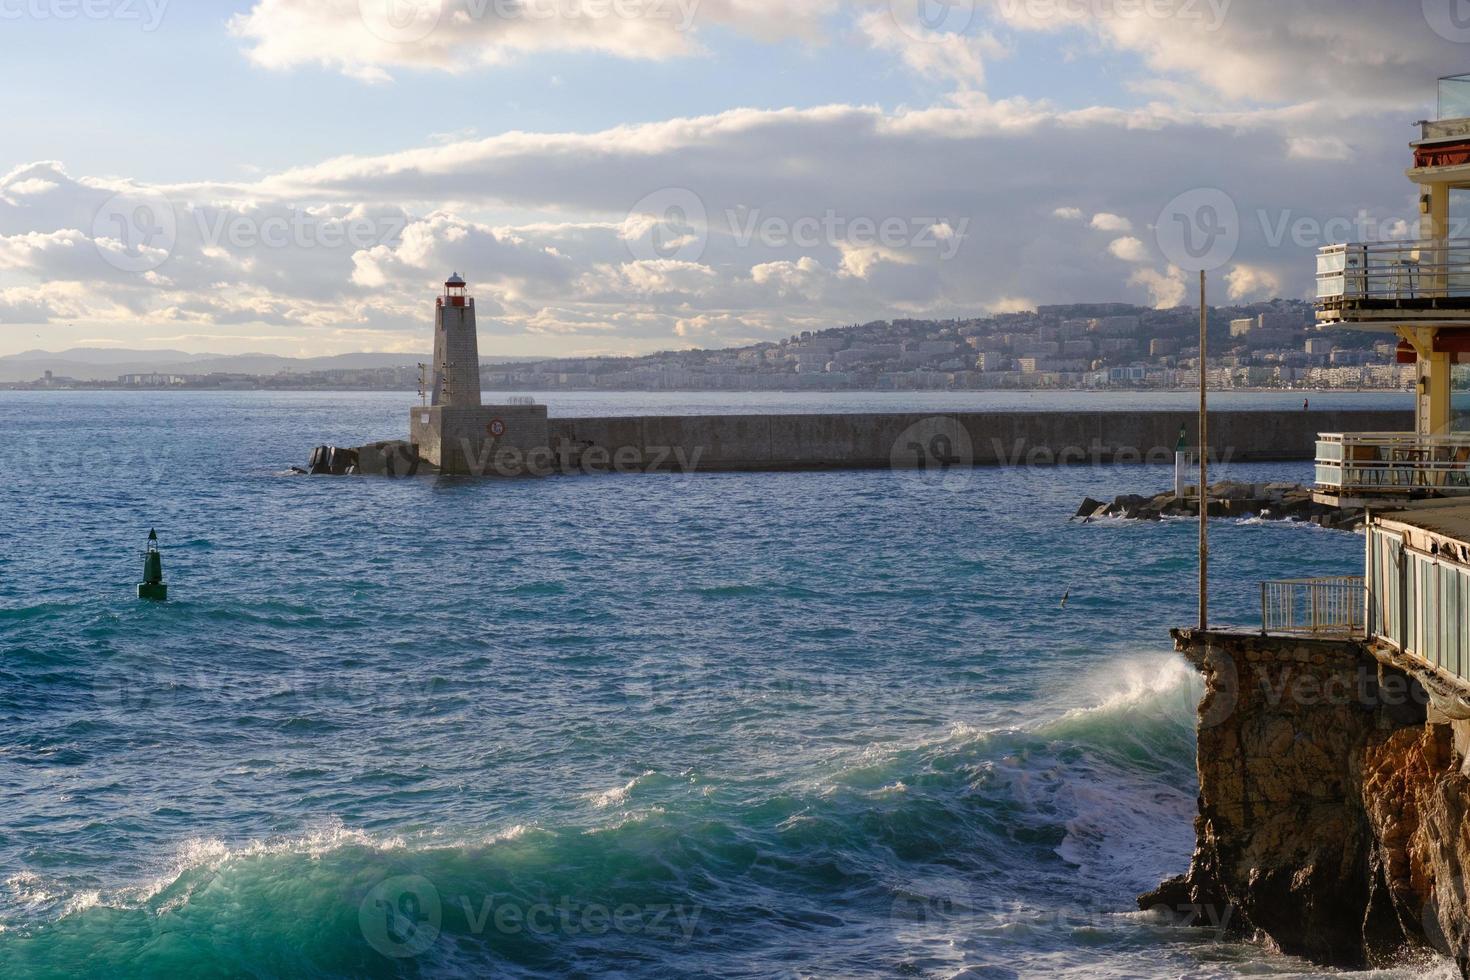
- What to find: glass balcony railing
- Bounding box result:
[1442,74,1470,122]
[1316,240,1470,304]
[1316,432,1470,493]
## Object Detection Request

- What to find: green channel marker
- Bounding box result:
[137,529,167,601]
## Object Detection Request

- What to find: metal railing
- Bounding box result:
[1316,432,1470,493]
[1317,240,1470,303]
[1261,577,1367,636]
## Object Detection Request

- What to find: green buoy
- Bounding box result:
[138,529,167,601]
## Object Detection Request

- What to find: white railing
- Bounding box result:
[1316,432,1470,493]
[1261,577,1366,636]
[1317,240,1470,303]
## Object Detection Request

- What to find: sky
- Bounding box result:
[0,0,1467,358]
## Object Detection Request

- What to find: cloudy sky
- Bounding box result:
[0,0,1467,357]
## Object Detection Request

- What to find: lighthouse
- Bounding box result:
[432,272,482,408]
[408,272,549,474]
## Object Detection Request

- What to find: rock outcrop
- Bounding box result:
[304,442,430,477]
[1076,482,1364,529]
[1141,629,1470,974]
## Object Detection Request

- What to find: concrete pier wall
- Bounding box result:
[539,409,1411,473]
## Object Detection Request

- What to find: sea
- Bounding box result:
[0,389,1458,979]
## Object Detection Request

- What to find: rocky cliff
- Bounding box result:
[1141,628,1470,973]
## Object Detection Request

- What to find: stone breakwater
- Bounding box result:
[306,407,1411,476]
[1142,629,1470,974]
[1075,482,1367,530]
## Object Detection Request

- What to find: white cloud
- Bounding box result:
[988,0,1462,110]
[984,296,1035,314]
[1090,212,1132,232]
[0,10,1449,356]
[1107,236,1148,262]
[1129,266,1188,309]
[856,8,1002,89]
[6,179,57,196]
[230,0,836,81]
[1286,136,1351,161]
[1225,263,1283,302]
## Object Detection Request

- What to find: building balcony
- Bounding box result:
[1316,240,1470,325]
[1315,432,1470,495]
[1417,74,1470,144]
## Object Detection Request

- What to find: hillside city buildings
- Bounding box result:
[6,298,1420,392]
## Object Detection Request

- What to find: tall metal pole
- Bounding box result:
[1198,270,1209,631]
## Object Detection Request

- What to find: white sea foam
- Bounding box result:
[478,823,533,846]
[589,771,655,809]
[60,890,100,917]
[71,820,414,918]
[3,870,57,911]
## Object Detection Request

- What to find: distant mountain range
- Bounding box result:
[0,348,542,383]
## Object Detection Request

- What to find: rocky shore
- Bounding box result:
[1075,481,1366,531]
[297,442,429,477]
[1142,629,1470,974]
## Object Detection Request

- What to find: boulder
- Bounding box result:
[356,440,422,477]
[306,445,359,476]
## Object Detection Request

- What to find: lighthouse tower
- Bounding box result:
[432,272,482,407]
[409,272,549,474]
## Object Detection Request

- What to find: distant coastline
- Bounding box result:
[0,299,1423,395]
[0,382,1417,394]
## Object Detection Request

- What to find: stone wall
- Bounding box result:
[387,407,1412,477]
[409,404,550,475]
[1143,627,1470,974]
[541,409,1411,473]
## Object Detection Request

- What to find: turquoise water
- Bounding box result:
[0,392,1449,978]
